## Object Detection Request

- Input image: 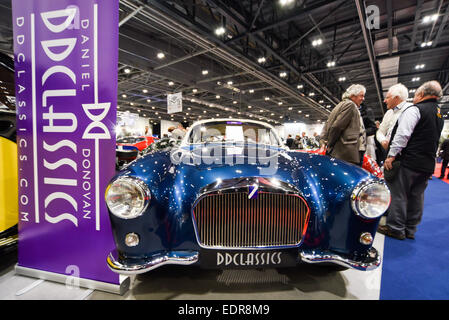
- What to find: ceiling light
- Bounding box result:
[124,68,131,73]
[168,81,174,86]
[327,61,336,68]
[279,71,287,78]
[122,94,127,98]
[278,102,283,105]
[319,100,324,103]
[423,14,438,23]
[412,77,420,82]
[157,52,165,59]
[192,89,198,93]
[227,81,233,85]
[264,97,270,101]
[288,107,293,110]
[338,77,346,82]
[147,99,151,103]
[142,89,148,93]
[202,70,209,75]
[312,38,323,47]
[249,89,255,93]
[216,95,220,99]
[130,102,134,106]
[409,89,416,93]
[415,64,425,70]
[309,92,315,96]
[298,110,302,113]
[280,0,294,6]
[248,105,252,109]
[421,41,433,47]
[257,57,266,64]
[305,114,310,117]
[215,26,226,36]
[297,84,303,89]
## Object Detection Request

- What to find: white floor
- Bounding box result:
[0,232,385,300]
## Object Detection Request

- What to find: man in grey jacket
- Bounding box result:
[321,84,366,165]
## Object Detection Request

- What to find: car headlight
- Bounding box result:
[105,176,150,219]
[351,180,390,219]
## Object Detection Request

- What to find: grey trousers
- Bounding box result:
[386,165,430,236]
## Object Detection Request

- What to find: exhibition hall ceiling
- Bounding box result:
[0,0,448,124]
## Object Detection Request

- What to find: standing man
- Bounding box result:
[376,83,412,163]
[378,81,444,240]
[321,84,366,165]
[286,134,294,148]
[438,136,449,179]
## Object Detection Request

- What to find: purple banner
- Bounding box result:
[13,0,119,284]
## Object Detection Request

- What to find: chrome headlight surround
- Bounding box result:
[351,179,390,219]
[105,176,151,219]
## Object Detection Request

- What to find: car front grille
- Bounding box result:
[192,191,309,248]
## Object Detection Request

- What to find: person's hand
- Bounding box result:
[381,140,389,150]
[384,156,395,170]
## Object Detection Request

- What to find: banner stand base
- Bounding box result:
[15,265,130,296]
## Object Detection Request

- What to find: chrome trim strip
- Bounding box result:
[198,176,300,196]
[300,247,381,271]
[106,250,199,275]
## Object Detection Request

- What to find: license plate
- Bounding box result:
[200,249,299,269]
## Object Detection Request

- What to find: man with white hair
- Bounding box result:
[378,80,444,240]
[321,84,366,165]
[376,83,412,159]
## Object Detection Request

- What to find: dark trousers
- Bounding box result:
[439,159,449,178]
[386,165,429,237]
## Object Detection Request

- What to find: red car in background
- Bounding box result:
[117,136,158,151]
[116,136,159,169]
[296,147,383,179]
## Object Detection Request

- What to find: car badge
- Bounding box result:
[248,183,259,199]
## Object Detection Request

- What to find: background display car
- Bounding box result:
[0,109,18,255]
[116,136,158,169]
[297,147,384,179]
[105,119,390,275]
[0,51,18,256]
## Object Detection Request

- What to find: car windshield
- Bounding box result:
[117,137,145,144]
[188,121,280,146]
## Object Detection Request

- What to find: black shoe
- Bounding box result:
[377,225,405,240]
[406,231,415,240]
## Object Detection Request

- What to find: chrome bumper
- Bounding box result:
[107,250,199,275]
[300,247,381,271]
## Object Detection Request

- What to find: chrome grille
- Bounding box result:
[192,192,309,248]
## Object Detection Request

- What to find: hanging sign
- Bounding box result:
[167,91,182,114]
[12,0,120,287]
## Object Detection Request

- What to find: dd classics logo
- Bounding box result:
[217,252,282,267]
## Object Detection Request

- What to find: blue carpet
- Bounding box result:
[380,179,449,300]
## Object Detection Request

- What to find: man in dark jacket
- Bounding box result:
[321,84,366,165]
[285,134,294,148]
[378,81,444,240]
[438,136,449,179]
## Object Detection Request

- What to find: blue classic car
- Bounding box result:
[105,119,390,274]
